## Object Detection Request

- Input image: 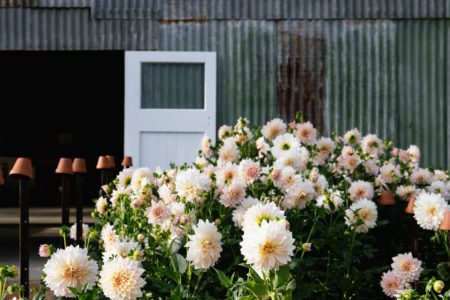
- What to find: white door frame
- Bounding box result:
[124,51,217,168]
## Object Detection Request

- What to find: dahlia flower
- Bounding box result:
[175,168,211,203]
[413,192,448,231]
[348,180,374,202]
[271,133,300,159]
[232,197,261,228]
[295,121,317,144]
[391,252,423,283]
[345,199,378,233]
[186,219,222,269]
[261,118,286,140]
[242,202,285,231]
[380,270,407,298]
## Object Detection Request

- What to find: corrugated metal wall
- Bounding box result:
[0,0,448,168]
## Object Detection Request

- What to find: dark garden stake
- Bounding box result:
[96,156,110,186]
[73,158,87,245]
[55,158,73,228]
[9,157,33,298]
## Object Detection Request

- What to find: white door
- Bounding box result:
[125,51,216,169]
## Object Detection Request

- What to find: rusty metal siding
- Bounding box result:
[0,0,448,168]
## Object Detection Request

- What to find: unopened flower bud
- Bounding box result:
[214,219,221,226]
[137,234,145,242]
[38,244,51,258]
[434,280,445,293]
[302,242,312,252]
[133,250,143,261]
[89,230,99,240]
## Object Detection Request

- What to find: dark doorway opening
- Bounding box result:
[0,51,124,207]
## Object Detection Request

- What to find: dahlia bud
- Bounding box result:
[302,242,312,252]
[433,280,445,293]
[38,244,51,258]
[89,230,99,240]
[133,250,143,261]
[137,233,146,242]
[214,219,221,226]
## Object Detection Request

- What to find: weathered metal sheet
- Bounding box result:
[92,0,448,20]
[0,1,448,168]
[0,8,155,50]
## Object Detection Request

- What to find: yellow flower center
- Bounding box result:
[427,207,437,216]
[112,270,131,291]
[63,264,82,281]
[260,242,275,255]
[201,238,212,250]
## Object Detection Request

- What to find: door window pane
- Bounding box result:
[141,63,205,109]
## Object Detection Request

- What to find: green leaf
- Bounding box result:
[215,268,231,288]
[172,253,188,274]
[243,281,267,297]
[274,265,291,288]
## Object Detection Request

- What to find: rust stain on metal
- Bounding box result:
[159,16,208,25]
[277,23,325,132]
[0,0,37,7]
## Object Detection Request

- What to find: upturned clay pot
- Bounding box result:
[379,190,395,206]
[55,158,74,174]
[440,211,450,230]
[0,168,4,185]
[72,158,87,174]
[121,156,133,168]
[9,157,33,179]
[106,155,116,168]
[96,156,110,170]
[405,196,416,214]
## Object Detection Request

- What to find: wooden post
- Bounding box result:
[96,156,110,186]
[9,157,33,299]
[121,156,133,169]
[73,158,87,245]
[56,158,73,229]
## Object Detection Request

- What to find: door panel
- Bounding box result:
[125,51,216,169]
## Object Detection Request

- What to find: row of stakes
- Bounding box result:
[1,155,132,298]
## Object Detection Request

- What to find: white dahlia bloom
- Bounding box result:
[261,118,287,140]
[103,240,141,262]
[158,184,176,204]
[295,121,317,144]
[186,220,222,269]
[409,168,433,185]
[396,185,416,200]
[271,133,300,159]
[380,270,407,298]
[201,135,213,157]
[232,197,261,228]
[274,147,309,172]
[117,168,133,188]
[282,180,316,210]
[219,182,246,208]
[70,223,89,240]
[345,199,378,233]
[316,191,344,211]
[348,180,374,202]
[238,159,261,186]
[218,125,233,140]
[361,134,384,157]
[242,202,285,231]
[240,220,295,273]
[364,159,380,176]
[413,192,448,231]
[343,128,361,144]
[96,196,108,215]
[276,166,301,189]
[407,145,421,164]
[175,168,211,203]
[391,252,423,283]
[427,181,449,200]
[131,167,153,192]
[340,154,361,172]
[43,246,98,297]
[219,137,240,163]
[99,257,145,300]
[216,162,239,187]
[146,201,171,227]
[101,223,119,251]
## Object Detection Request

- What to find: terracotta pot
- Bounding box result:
[0,169,4,185]
[440,211,450,230]
[121,156,133,168]
[72,158,87,174]
[405,196,416,214]
[379,190,395,206]
[96,156,110,170]
[106,155,116,168]
[55,158,74,174]
[9,157,32,179]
